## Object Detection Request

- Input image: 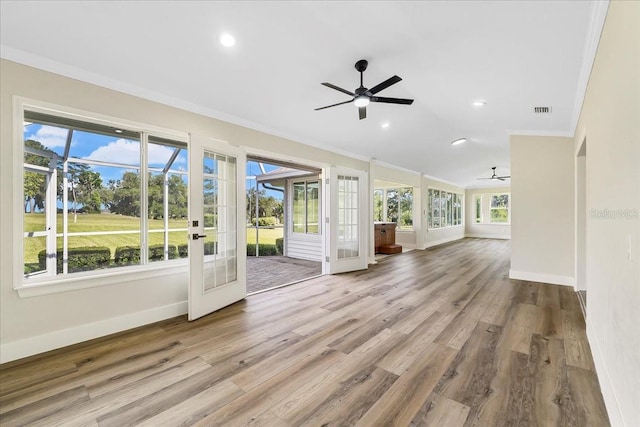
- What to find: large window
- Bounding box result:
[22,109,188,282]
[427,188,463,229]
[474,193,511,224]
[373,187,413,230]
[292,179,320,234]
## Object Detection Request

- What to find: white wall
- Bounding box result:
[510,135,575,286]
[465,186,511,239]
[572,2,640,425]
[422,175,465,248]
[0,59,368,363]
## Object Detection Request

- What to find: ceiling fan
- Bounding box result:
[477,167,511,181]
[315,59,414,120]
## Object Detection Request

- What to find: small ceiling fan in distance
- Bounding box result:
[477,167,511,181]
[315,59,414,120]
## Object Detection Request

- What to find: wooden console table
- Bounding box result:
[374,222,402,254]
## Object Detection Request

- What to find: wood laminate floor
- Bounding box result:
[0,238,610,426]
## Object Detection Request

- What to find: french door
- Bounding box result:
[325,167,369,274]
[188,135,246,321]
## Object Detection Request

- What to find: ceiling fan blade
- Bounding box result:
[321,82,355,97]
[368,75,402,95]
[359,106,366,120]
[476,178,493,180]
[370,96,414,105]
[315,99,353,111]
[497,175,511,179]
[497,177,506,181]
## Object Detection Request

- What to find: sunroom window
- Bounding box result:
[292,179,320,234]
[22,110,188,281]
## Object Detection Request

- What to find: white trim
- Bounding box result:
[569,0,610,136]
[423,235,464,249]
[0,301,187,364]
[508,269,575,287]
[586,320,627,427]
[422,173,463,188]
[19,263,188,297]
[465,234,511,240]
[371,158,421,176]
[505,129,573,137]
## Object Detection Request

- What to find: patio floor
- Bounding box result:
[246,256,322,294]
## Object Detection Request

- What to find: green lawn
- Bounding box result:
[23,213,284,266]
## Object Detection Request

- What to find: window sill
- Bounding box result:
[427,224,464,231]
[16,260,188,298]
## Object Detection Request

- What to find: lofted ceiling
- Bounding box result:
[0,1,605,187]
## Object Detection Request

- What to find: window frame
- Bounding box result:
[291,178,321,235]
[473,192,511,225]
[489,193,511,224]
[372,186,414,231]
[427,187,464,230]
[13,97,190,297]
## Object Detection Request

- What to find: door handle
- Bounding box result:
[192,233,207,240]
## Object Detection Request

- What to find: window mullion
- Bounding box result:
[140,132,149,264]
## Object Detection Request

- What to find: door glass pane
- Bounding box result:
[337,175,359,259]
[203,150,237,291]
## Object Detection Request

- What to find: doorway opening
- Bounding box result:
[245,156,322,293]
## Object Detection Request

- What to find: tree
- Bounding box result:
[75,171,103,213]
[23,140,53,213]
[148,174,188,219]
[108,172,141,217]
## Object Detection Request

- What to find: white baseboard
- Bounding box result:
[423,235,464,249]
[464,234,511,240]
[587,321,626,427]
[508,269,575,287]
[0,301,187,364]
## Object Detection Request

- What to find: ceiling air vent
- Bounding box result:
[534,106,552,113]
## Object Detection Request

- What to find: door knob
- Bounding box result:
[192,233,207,240]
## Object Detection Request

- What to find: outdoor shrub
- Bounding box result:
[114,246,140,265]
[149,244,178,261]
[178,244,188,258]
[247,243,279,256]
[275,238,284,254]
[38,246,111,273]
[252,216,278,227]
[177,242,217,257]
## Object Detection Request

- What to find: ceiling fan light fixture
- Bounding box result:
[451,137,467,146]
[354,96,370,107]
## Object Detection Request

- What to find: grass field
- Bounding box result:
[23,213,284,266]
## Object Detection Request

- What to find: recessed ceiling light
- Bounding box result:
[381,122,390,129]
[451,138,467,146]
[220,33,235,47]
[472,100,487,107]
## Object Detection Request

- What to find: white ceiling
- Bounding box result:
[0,1,603,187]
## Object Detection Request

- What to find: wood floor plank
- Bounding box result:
[563,310,596,371]
[409,392,471,427]
[0,239,609,427]
[355,342,457,426]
